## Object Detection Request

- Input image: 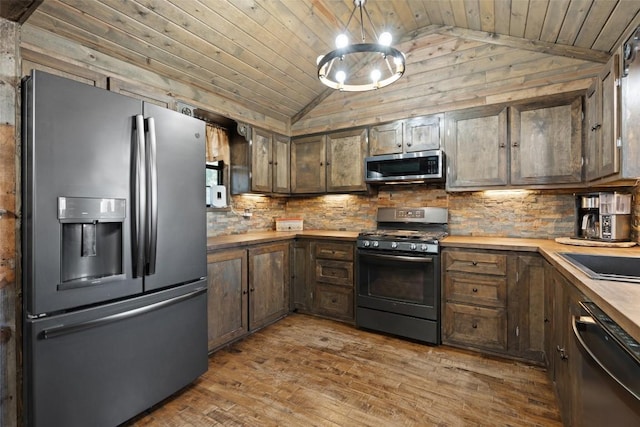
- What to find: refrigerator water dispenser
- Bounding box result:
[58,197,126,289]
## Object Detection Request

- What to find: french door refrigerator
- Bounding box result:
[22,70,208,427]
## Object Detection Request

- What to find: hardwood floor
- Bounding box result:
[125,314,562,426]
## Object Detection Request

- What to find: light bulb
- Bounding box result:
[336,70,346,83]
[335,34,349,49]
[370,69,381,83]
[379,32,392,46]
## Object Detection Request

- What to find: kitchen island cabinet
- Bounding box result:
[206,242,289,352]
[442,248,545,363]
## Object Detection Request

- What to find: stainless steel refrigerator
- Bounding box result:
[22,70,208,427]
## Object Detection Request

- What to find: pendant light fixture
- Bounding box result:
[317,0,406,92]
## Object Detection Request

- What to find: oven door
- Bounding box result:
[356,249,439,320]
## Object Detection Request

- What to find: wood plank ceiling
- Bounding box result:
[9,0,640,132]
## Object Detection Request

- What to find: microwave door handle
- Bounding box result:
[133,114,147,278]
[145,116,158,276]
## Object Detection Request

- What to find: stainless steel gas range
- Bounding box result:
[356,207,448,344]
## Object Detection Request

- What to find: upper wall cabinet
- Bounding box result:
[369,115,443,156]
[291,128,367,194]
[231,125,290,195]
[445,105,509,189]
[251,128,290,194]
[445,94,584,191]
[586,54,620,182]
[510,95,583,186]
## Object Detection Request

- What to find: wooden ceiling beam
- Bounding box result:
[0,0,43,24]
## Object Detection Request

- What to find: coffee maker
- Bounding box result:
[575,192,632,241]
[599,192,631,241]
[576,193,600,239]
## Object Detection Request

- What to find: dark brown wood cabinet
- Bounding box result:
[442,248,545,363]
[544,262,583,426]
[369,115,442,155]
[445,94,584,190]
[206,242,289,352]
[586,54,620,182]
[291,129,367,194]
[445,105,509,189]
[206,249,248,352]
[291,239,356,323]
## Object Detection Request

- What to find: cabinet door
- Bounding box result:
[248,242,289,331]
[206,249,248,352]
[370,121,403,155]
[251,128,273,193]
[509,254,545,363]
[326,128,368,192]
[598,55,620,178]
[273,134,290,194]
[291,135,326,193]
[585,83,600,181]
[291,239,310,312]
[404,114,442,152]
[510,95,583,185]
[445,105,508,189]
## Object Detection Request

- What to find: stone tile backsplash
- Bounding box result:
[207,185,638,241]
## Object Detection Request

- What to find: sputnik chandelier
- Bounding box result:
[317,0,406,92]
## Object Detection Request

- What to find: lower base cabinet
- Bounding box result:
[206,242,289,352]
[545,261,583,426]
[291,239,355,323]
[442,248,545,363]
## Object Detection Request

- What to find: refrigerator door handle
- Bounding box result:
[146,116,158,275]
[133,114,147,278]
[41,287,207,340]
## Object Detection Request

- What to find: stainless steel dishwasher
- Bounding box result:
[573,301,640,426]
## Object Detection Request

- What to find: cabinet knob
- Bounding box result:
[499,142,506,148]
[320,162,323,166]
[472,288,478,293]
[397,143,402,147]
[407,142,412,147]
[242,290,248,295]
[274,161,278,165]
[326,161,330,165]
[472,322,478,329]
[471,261,478,266]
[250,288,255,292]
[331,298,337,303]
[512,141,519,147]
[268,160,273,165]
[591,123,602,131]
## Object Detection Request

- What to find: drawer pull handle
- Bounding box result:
[472,288,478,293]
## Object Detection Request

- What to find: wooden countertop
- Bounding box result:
[207,231,640,343]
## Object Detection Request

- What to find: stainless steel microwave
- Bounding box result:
[364,150,445,184]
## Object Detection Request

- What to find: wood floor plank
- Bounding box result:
[124,314,562,427]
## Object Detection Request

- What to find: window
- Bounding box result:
[206,161,225,207]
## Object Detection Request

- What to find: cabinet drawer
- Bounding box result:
[443,303,507,351]
[443,250,507,276]
[314,242,354,261]
[444,273,507,307]
[315,259,353,287]
[314,284,354,321]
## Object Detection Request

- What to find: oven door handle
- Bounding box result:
[359,253,434,263]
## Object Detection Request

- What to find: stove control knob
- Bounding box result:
[421,244,428,251]
[391,242,398,249]
[372,241,379,247]
[410,243,417,250]
[363,240,370,247]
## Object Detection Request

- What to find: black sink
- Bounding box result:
[559,253,640,283]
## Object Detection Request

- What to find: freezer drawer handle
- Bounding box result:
[41,287,206,340]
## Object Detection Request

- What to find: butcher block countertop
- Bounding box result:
[207,231,640,343]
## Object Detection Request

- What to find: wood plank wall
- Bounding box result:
[291,32,604,136]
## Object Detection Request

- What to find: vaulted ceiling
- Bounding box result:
[4,0,640,133]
